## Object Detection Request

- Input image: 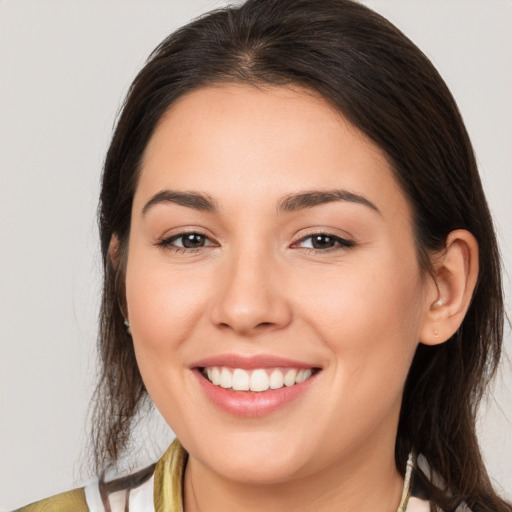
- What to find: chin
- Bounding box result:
[186,431,314,485]
[209,454,307,485]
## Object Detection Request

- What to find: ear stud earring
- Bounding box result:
[124,318,131,334]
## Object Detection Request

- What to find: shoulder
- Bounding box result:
[12,488,88,512]
[12,467,156,512]
[11,457,160,512]
[409,457,474,512]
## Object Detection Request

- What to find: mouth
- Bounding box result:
[191,355,321,416]
[200,366,318,392]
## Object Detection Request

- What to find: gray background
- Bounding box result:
[0,0,510,509]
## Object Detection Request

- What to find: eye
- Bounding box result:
[294,233,355,251]
[157,231,216,251]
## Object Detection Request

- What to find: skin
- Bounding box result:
[122,85,478,512]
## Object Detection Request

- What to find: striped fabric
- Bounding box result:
[15,439,469,511]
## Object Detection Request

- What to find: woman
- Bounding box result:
[14,0,510,510]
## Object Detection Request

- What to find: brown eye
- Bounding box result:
[310,235,336,249]
[158,232,216,250]
[179,233,207,248]
[296,233,355,251]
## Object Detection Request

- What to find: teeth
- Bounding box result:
[232,369,250,391]
[203,366,315,392]
[250,369,269,392]
[211,367,221,385]
[296,368,313,383]
[220,368,232,388]
[284,369,297,386]
[269,369,284,389]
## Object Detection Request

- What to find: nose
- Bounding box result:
[209,249,292,337]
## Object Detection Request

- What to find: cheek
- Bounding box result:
[124,250,213,423]
[300,252,424,384]
[124,247,210,360]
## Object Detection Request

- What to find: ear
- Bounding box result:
[109,234,121,267]
[419,229,479,346]
[109,234,130,321]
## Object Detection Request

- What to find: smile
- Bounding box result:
[192,355,321,416]
[201,367,314,392]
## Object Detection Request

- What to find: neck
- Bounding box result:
[183,445,404,512]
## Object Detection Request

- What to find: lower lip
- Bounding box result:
[193,369,318,417]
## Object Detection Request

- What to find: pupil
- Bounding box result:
[183,234,204,248]
[312,235,334,249]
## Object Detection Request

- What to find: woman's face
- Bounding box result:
[125,85,430,483]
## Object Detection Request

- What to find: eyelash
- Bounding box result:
[293,232,355,252]
[156,231,216,253]
[156,231,355,254]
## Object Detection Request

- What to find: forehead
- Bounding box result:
[136,84,409,220]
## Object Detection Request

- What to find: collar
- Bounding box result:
[153,439,416,512]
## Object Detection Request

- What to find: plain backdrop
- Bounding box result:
[0,0,510,509]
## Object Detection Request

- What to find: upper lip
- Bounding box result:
[191,354,320,370]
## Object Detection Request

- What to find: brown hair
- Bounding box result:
[93,1,509,509]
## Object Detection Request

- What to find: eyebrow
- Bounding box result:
[142,190,218,215]
[277,190,380,214]
[141,188,380,216]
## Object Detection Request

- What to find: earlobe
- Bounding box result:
[419,229,479,346]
